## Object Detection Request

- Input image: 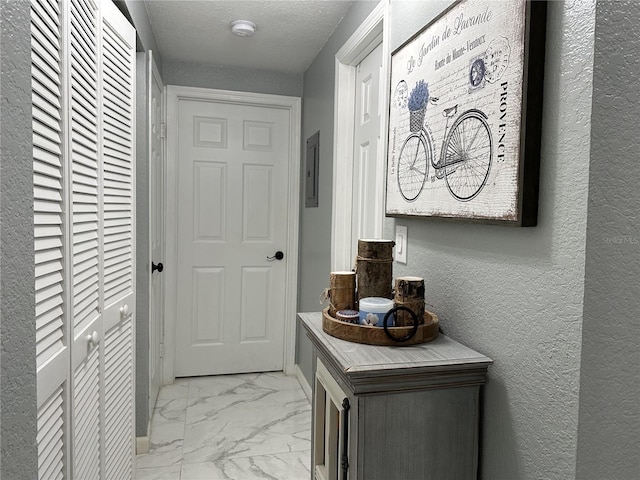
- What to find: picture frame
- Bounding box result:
[385,0,547,226]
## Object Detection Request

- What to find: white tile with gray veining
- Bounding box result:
[180,451,310,480]
[136,372,311,479]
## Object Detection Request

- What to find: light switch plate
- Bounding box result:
[395,225,407,264]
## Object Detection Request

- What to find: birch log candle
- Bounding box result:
[394,276,425,326]
[356,239,395,301]
[328,271,356,317]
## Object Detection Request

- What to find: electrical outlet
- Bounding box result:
[395,225,407,264]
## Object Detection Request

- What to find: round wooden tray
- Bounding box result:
[322,307,439,346]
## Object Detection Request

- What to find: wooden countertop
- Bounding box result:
[298,312,493,394]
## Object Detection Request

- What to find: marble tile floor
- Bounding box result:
[136,372,312,480]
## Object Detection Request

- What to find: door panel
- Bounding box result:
[68,1,103,478]
[193,162,225,240]
[31,0,71,471]
[101,3,136,479]
[191,267,224,343]
[175,100,290,376]
[101,0,134,333]
[240,267,271,341]
[37,386,66,480]
[73,347,101,480]
[351,42,382,262]
[149,50,165,414]
[32,0,69,477]
[104,321,134,478]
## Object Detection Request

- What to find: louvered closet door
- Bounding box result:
[68,0,103,478]
[33,0,136,478]
[100,1,136,478]
[32,0,69,478]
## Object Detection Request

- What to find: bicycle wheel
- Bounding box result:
[397,132,430,202]
[443,111,492,202]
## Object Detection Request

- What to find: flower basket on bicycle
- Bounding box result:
[409,108,426,133]
[408,80,429,133]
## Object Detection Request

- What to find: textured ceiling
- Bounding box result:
[144,0,356,73]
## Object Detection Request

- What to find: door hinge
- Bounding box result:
[160,123,167,138]
[160,343,165,358]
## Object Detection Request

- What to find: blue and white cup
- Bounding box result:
[358,297,394,327]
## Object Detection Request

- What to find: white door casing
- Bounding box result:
[148,49,164,420]
[332,1,389,271]
[165,87,300,381]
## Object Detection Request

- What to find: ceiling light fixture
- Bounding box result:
[230,20,256,37]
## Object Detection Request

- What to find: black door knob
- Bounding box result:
[152,262,164,273]
[267,251,284,261]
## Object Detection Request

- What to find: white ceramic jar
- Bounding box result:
[358,297,394,327]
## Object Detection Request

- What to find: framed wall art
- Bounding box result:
[385,0,547,225]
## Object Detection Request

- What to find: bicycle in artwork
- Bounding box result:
[395,79,494,203]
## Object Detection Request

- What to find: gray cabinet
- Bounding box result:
[299,312,492,480]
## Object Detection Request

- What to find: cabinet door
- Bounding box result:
[314,359,350,480]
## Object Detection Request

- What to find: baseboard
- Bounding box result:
[295,364,312,401]
[136,435,150,454]
[136,417,153,454]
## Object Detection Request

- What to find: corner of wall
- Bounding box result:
[576,1,640,477]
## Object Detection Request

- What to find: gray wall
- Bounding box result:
[385,1,595,478]
[0,0,38,477]
[575,1,640,478]
[120,0,163,71]
[296,0,378,384]
[163,61,303,97]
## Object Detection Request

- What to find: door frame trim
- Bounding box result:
[164,86,301,383]
[331,1,389,270]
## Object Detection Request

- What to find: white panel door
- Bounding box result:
[148,50,164,415]
[175,99,290,376]
[351,42,382,263]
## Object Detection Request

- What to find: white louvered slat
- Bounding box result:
[37,386,65,480]
[104,320,134,479]
[70,0,100,333]
[102,19,133,307]
[32,0,65,372]
[73,347,100,480]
